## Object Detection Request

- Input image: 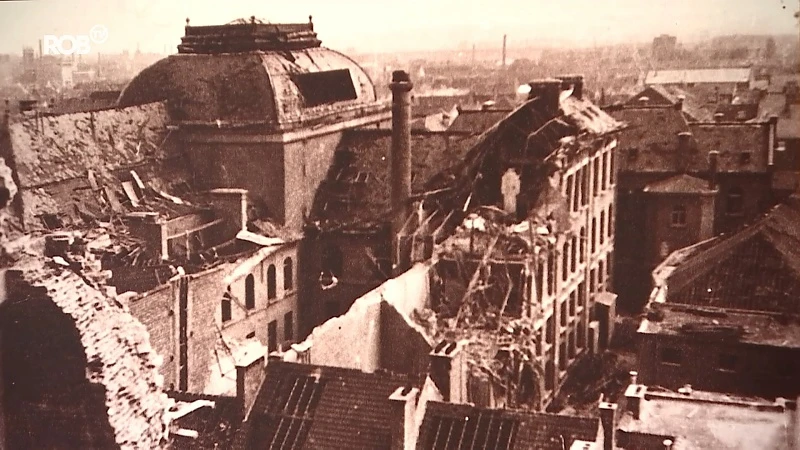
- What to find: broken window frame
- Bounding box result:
[293,69,359,108]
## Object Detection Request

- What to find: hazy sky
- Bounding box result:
[0,0,797,54]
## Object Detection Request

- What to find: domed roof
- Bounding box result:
[118,22,383,132]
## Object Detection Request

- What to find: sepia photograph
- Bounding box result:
[0,0,798,448]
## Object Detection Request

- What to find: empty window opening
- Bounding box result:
[245,274,255,310]
[222,291,232,323]
[726,186,744,215]
[267,264,277,300]
[284,312,294,342]
[284,257,294,291]
[268,320,278,353]
[294,69,358,107]
[660,347,682,365]
[719,353,737,372]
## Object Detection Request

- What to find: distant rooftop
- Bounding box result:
[645,68,752,85]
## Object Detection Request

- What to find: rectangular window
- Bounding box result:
[293,69,358,107]
[578,282,586,308]
[600,211,606,245]
[547,251,556,296]
[560,300,567,326]
[570,236,577,273]
[719,353,737,372]
[660,347,682,365]
[284,312,294,342]
[592,157,600,196]
[268,320,278,353]
[610,152,616,185]
[671,204,687,227]
[546,315,555,343]
[566,174,575,212]
[569,290,576,316]
[591,218,597,254]
[561,242,569,282]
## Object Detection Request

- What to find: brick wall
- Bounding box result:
[129,283,177,388]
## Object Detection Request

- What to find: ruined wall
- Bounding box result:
[128,284,177,388]
[284,131,345,231]
[294,262,433,375]
[186,141,286,224]
[380,301,433,377]
[129,243,299,393]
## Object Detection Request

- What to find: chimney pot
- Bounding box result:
[389,386,420,450]
[429,340,468,404]
[629,371,638,384]
[714,112,725,122]
[599,402,618,450]
[663,439,674,450]
[675,95,685,111]
[528,78,562,114]
[624,384,646,419]
[557,74,584,100]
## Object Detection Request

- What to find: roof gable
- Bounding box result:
[643,174,715,195]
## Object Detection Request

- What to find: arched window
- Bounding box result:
[726,186,743,216]
[283,257,294,291]
[245,274,255,310]
[221,291,232,322]
[267,264,277,300]
[670,204,687,227]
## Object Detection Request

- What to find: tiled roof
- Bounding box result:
[16,255,172,448]
[417,402,599,450]
[645,68,751,85]
[664,197,800,313]
[609,106,696,173]
[688,122,769,173]
[643,174,715,195]
[236,361,412,449]
[609,106,769,174]
[624,85,714,122]
[448,109,511,134]
[310,129,480,230]
[5,101,171,188]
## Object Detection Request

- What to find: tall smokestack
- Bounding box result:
[390,70,413,275]
[502,35,507,68]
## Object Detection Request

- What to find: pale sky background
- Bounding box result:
[0,0,797,55]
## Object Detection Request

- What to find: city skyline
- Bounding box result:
[0,0,797,55]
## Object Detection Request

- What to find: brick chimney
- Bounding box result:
[708,151,720,190]
[429,340,468,404]
[768,115,778,166]
[235,348,267,421]
[675,95,685,111]
[676,131,693,172]
[390,70,413,276]
[623,383,646,419]
[598,402,618,450]
[528,79,562,115]
[557,74,584,100]
[389,386,420,450]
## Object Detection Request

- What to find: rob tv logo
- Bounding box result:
[43,25,109,55]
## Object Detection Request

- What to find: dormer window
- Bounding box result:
[294,69,358,107]
[670,204,687,227]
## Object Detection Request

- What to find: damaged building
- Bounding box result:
[296,74,624,412]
